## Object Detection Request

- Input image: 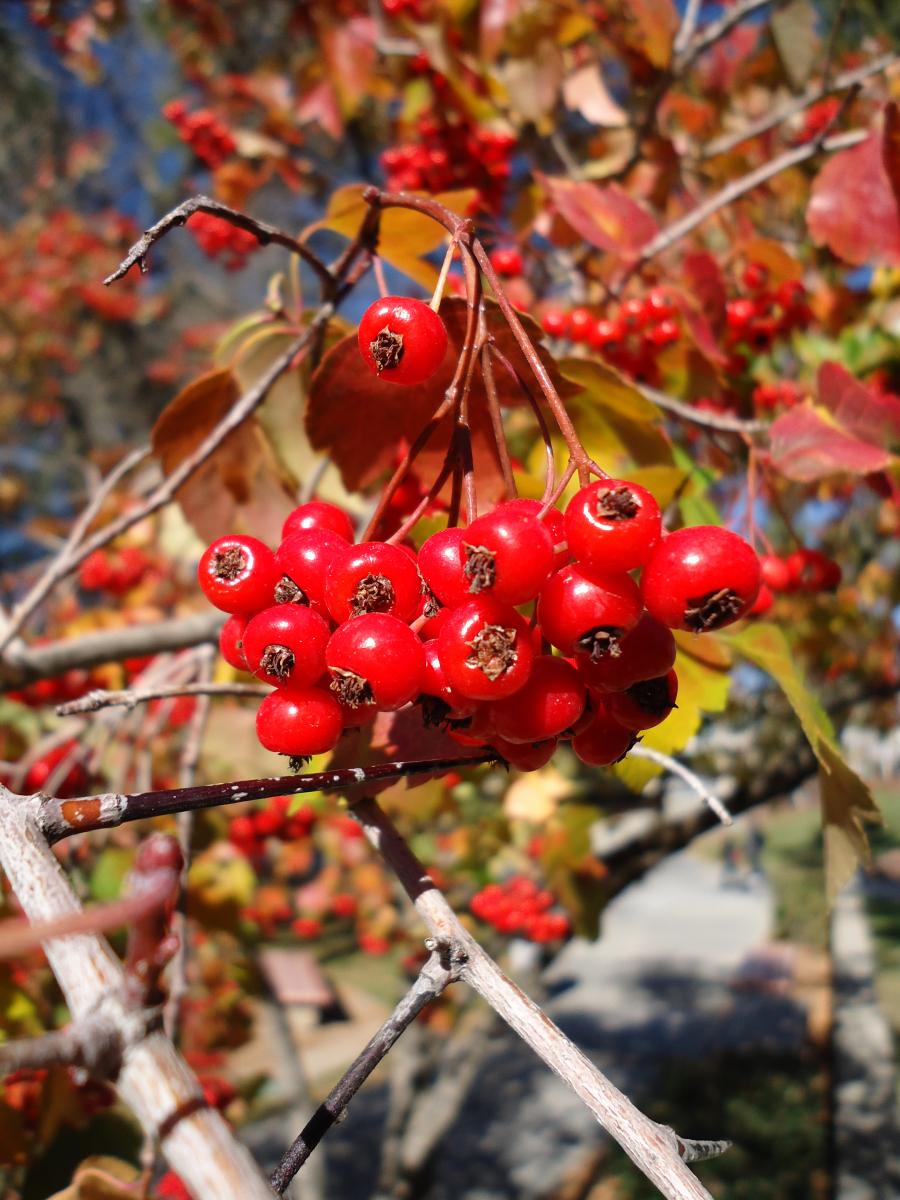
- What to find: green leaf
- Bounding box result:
[89,848,133,903]
[724,622,882,900]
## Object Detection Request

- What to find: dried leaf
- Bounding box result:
[562,63,628,127]
[808,132,900,266]
[625,0,678,68]
[319,17,378,115]
[152,369,294,543]
[724,622,882,900]
[771,0,819,91]
[503,766,572,823]
[501,41,564,128]
[538,173,659,260]
[480,0,524,60]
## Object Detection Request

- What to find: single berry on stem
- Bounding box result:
[325,541,423,623]
[537,564,643,659]
[242,605,330,687]
[437,596,534,701]
[282,500,354,543]
[358,296,449,386]
[198,535,280,615]
[564,478,661,572]
[255,688,343,758]
[462,503,555,605]
[326,613,425,711]
[640,526,761,632]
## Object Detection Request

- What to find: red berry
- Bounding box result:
[742,262,768,291]
[564,479,661,572]
[785,547,842,592]
[358,296,448,386]
[417,527,470,608]
[588,317,625,351]
[325,541,422,623]
[275,528,347,614]
[749,584,774,615]
[541,307,570,338]
[461,503,555,605]
[489,735,558,771]
[199,536,280,615]
[326,613,425,711]
[490,247,523,276]
[502,498,568,569]
[576,612,676,692]
[437,596,534,701]
[568,307,594,343]
[489,655,586,744]
[537,564,643,659]
[421,640,478,720]
[242,605,330,687]
[606,669,678,731]
[571,703,636,767]
[219,615,249,671]
[255,687,343,758]
[759,554,791,592]
[640,527,761,631]
[282,500,354,543]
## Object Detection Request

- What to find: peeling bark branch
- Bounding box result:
[0,1016,124,1080]
[0,787,276,1199]
[57,679,268,716]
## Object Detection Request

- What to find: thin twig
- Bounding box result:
[677,0,780,72]
[674,0,705,57]
[489,345,557,503]
[56,680,268,717]
[638,383,767,434]
[270,944,462,1193]
[629,745,733,826]
[105,195,333,293]
[700,53,895,159]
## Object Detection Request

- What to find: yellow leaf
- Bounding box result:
[48,1157,140,1200]
[559,357,663,423]
[504,766,572,823]
[724,622,882,900]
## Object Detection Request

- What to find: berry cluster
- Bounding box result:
[751,379,804,413]
[755,548,842,613]
[199,480,760,771]
[227,796,317,857]
[8,666,107,709]
[380,92,515,211]
[541,288,682,385]
[162,99,236,168]
[187,212,260,271]
[382,0,426,16]
[723,270,810,359]
[79,545,158,594]
[470,877,570,943]
[20,741,89,798]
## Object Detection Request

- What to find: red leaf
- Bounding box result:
[768,367,900,483]
[817,361,900,446]
[538,174,659,260]
[807,131,900,266]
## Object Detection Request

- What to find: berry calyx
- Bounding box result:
[461,503,555,605]
[437,596,534,701]
[242,605,330,687]
[640,526,761,632]
[576,612,676,693]
[358,296,449,386]
[606,669,678,731]
[325,541,422,623]
[198,535,280,615]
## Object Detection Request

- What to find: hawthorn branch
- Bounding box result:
[700,53,896,159]
[35,754,496,844]
[56,680,268,716]
[629,746,733,826]
[637,383,767,434]
[105,194,334,293]
[0,1016,124,1080]
[350,795,723,1200]
[270,943,463,1193]
[676,0,781,73]
[0,612,223,689]
[0,788,276,1198]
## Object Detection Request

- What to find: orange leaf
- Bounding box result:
[538,173,659,260]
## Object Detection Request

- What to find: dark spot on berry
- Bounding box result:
[274,575,309,605]
[466,623,517,680]
[596,484,639,521]
[350,573,396,615]
[611,733,640,765]
[420,695,472,730]
[370,326,404,373]
[683,587,744,632]
[260,644,295,680]
[463,543,496,593]
[212,545,246,581]
[625,675,675,717]
[329,668,375,708]
[576,625,626,661]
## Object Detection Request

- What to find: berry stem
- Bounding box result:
[479,318,517,500]
[488,344,556,504]
[430,238,457,311]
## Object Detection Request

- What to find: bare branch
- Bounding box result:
[0,612,223,689]
[0,1016,124,1080]
[104,194,333,292]
[35,753,496,843]
[637,383,767,434]
[701,53,896,160]
[56,679,268,716]
[0,788,276,1197]
[674,0,704,58]
[270,943,462,1193]
[677,0,781,73]
[350,795,723,1200]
